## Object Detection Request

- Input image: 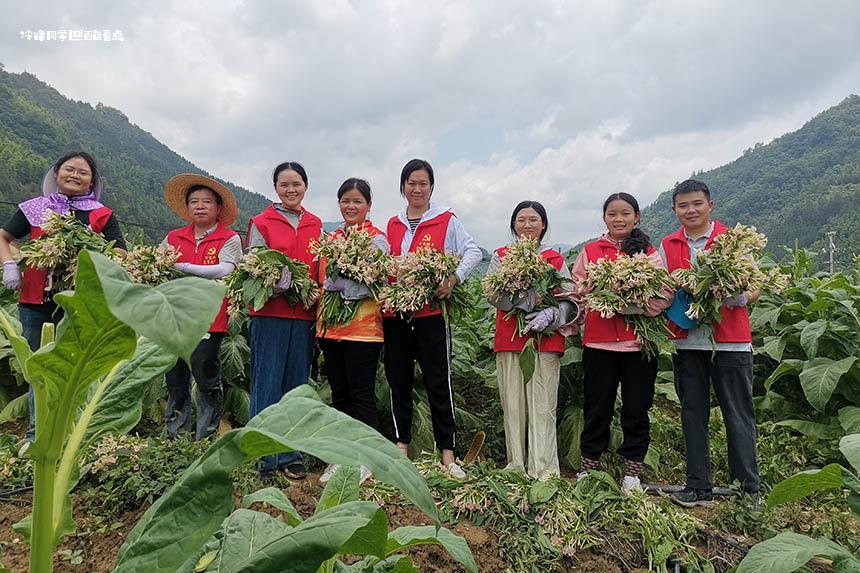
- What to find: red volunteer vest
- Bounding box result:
[385,210,454,319]
[20,207,114,305]
[581,238,658,345]
[247,205,322,320]
[660,220,752,343]
[167,223,239,333]
[493,246,566,354]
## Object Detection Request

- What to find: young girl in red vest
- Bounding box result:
[317,178,390,486]
[246,162,322,478]
[571,192,672,492]
[162,174,242,441]
[659,179,760,507]
[488,201,577,478]
[384,158,482,479]
[0,152,127,448]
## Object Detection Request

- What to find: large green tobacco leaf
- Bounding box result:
[840,407,860,434]
[384,526,478,573]
[217,509,292,571]
[840,434,860,474]
[114,385,437,573]
[799,356,858,412]
[766,464,844,509]
[242,488,302,526]
[86,251,225,361]
[799,319,828,359]
[316,465,361,513]
[218,502,386,573]
[737,532,860,573]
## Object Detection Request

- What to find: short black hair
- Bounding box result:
[510,200,549,241]
[272,162,308,186]
[672,179,710,204]
[54,151,100,192]
[185,184,223,206]
[337,177,372,203]
[399,159,434,196]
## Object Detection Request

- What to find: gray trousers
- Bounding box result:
[164,333,224,441]
[673,350,760,494]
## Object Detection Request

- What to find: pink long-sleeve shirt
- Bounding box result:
[564,233,674,352]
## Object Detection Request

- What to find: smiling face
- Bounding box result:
[672,191,714,234]
[186,187,222,228]
[54,156,94,196]
[275,168,307,210]
[402,168,432,211]
[513,207,546,240]
[603,198,638,240]
[339,188,370,227]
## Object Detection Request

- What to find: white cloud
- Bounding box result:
[0,0,858,248]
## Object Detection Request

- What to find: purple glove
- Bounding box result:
[323,277,346,292]
[523,307,556,334]
[723,293,749,308]
[174,262,191,274]
[275,266,292,291]
[2,261,21,290]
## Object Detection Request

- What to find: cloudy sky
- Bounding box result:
[2,0,859,247]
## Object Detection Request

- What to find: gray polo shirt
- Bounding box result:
[658,222,752,353]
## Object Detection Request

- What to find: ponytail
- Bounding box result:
[622,227,651,255]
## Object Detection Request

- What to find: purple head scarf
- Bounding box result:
[18,169,105,227]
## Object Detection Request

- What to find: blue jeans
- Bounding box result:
[249,316,314,472]
[19,304,62,442]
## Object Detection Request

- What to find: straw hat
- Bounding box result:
[164,173,238,226]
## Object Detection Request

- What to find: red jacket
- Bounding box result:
[581,238,654,345]
[248,205,322,320]
[386,210,454,319]
[20,207,114,305]
[167,223,238,333]
[493,246,566,353]
[661,221,752,343]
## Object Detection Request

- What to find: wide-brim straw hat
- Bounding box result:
[164,173,238,227]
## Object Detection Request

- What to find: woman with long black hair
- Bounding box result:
[571,192,672,492]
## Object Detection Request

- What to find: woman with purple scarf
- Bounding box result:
[0,151,127,448]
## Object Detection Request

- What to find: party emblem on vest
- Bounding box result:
[417,233,434,249]
[207,247,217,255]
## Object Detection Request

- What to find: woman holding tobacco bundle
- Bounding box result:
[484,201,577,478]
[0,151,127,448]
[245,161,322,478]
[383,158,482,480]
[161,174,241,441]
[315,178,390,485]
[571,192,673,493]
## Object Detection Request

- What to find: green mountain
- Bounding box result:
[640,95,860,270]
[0,64,270,242]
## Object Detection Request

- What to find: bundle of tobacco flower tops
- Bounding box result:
[16,211,115,291]
[224,247,319,317]
[379,247,468,321]
[672,224,789,324]
[310,226,392,329]
[579,251,675,358]
[481,236,571,336]
[115,244,180,286]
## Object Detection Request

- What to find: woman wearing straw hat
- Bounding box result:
[162,173,242,441]
[0,151,127,448]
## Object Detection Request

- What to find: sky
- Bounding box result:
[1,0,859,248]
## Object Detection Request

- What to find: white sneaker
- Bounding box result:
[575,470,588,481]
[319,463,340,485]
[359,465,373,484]
[621,475,642,494]
[445,462,467,480]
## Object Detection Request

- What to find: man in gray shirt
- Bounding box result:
[659,179,760,507]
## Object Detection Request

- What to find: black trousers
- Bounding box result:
[319,338,382,429]
[164,333,224,440]
[673,350,759,493]
[580,347,657,462]
[383,315,456,451]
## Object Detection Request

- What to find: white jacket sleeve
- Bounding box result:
[445,215,482,283]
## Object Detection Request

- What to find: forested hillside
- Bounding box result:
[640,95,860,270]
[0,64,270,241]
